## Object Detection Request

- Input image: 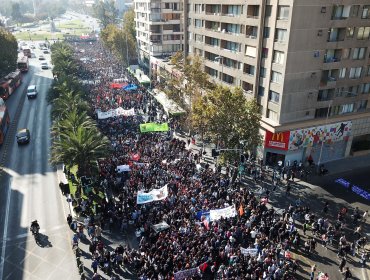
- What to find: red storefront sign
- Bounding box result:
[265,130,290,151]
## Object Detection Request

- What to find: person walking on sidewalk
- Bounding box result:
[342,267,352,280]
[339,257,346,273]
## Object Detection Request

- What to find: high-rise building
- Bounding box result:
[187,1,370,165]
[134,0,184,71]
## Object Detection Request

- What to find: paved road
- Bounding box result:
[0,45,78,280]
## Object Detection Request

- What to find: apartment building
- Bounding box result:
[134,0,184,70]
[187,0,370,165]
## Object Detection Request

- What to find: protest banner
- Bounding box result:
[152,221,170,233]
[174,268,199,280]
[117,165,130,173]
[97,107,135,119]
[139,123,169,133]
[137,185,168,204]
[240,247,258,257]
[209,205,237,221]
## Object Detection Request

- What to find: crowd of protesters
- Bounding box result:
[64,41,368,280]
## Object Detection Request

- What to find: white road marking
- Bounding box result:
[0,177,12,280]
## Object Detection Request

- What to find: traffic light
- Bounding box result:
[211,149,220,158]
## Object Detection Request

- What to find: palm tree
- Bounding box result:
[51,89,90,120]
[51,125,110,176]
[52,109,95,136]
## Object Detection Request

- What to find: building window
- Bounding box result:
[277,6,290,19]
[357,27,370,40]
[349,67,362,79]
[273,50,285,64]
[315,107,329,118]
[260,67,266,78]
[342,48,350,59]
[258,86,265,96]
[210,37,219,47]
[263,27,270,38]
[245,45,257,57]
[358,100,368,110]
[346,27,355,38]
[362,83,370,94]
[271,71,283,83]
[194,19,203,28]
[352,47,366,60]
[362,5,370,19]
[262,48,269,59]
[318,90,333,101]
[351,5,360,17]
[267,109,278,121]
[339,68,347,79]
[269,90,280,103]
[265,5,272,17]
[331,5,350,19]
[275,28,287,42]
[227,5,242,16]
[225,41,239,52]
[244,64,255,75]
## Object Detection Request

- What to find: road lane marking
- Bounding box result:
[0,177,12,280]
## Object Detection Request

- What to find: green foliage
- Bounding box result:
[50,41,110,175]
[100,23,136,65]
[0,28,18,77]
[93,0,119,29]
[192,86,262,162]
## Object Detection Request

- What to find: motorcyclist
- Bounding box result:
[30,220,40,235]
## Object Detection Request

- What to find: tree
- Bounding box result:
[0,28,17,77]
[192,85,262,163]
[93,0,119,29]
[51,122,110,175]
[11,2,23,22]
[51,88,89,120]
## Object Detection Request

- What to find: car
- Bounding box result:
[39,55,45,60]
[26,85,37,99]
[16,128,30,144]
[41,62,48,70]
[43,49,49,54]
[30,45,35,49]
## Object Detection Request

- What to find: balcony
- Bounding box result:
[327,28,346,42]
[247,5,260,19]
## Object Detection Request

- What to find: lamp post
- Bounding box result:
[215,56,224,83]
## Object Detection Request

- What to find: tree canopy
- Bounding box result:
[100,11,137,66]
[93,0,119,29]
[192,85,262,162]
[0,28,17,77]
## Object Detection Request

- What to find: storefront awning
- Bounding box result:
[149,89,186,116]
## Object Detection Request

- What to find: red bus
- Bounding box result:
[17,56,29,72]
[0,98,10,145]
[22,46,31,58]
[5,70,22,94]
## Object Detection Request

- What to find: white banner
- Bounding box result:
[152,221,170,233]
[209,205,237,222]
[137,185,168,204]
[97,107,135,119]
[240,247,258,257]
[174,268,199,280]
[117,165,130,172]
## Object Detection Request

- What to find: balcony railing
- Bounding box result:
[324,57,341,63]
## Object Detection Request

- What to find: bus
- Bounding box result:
[17,56,29,72]
[22,46,31,58]
[5,70,22,94]
[0,98,10,145]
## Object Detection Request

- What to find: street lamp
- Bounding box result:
[215,56,224,83]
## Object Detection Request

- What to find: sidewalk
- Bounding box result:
[321,152,370,175]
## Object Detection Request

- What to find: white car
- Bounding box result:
[26,85,37,99]
[41,62,48,70]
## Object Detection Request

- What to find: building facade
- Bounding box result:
[134,0,184,71]
[187,0,370,165]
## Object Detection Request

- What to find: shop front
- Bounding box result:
[264,121,352,166]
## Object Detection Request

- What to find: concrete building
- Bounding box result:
[187,0,370,165]
[134,0,184,72]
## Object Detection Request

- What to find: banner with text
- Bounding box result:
[209,205,237,222]
[137,185,168,204]
[241,247,258,257]
[174,268,199,280]
[97,107,135,119]
[140,122,169,133]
